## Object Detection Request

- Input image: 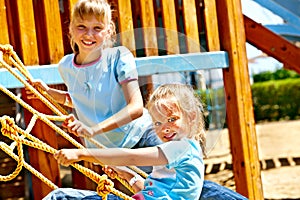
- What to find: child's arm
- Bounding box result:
[26,79,72,107]
[93,80,143,133]
[54,146,168,167]
[69,80,144,137]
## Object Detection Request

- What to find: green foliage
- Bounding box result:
[196,88,226,129]
[252,78,300,122]
[253,69,300,83]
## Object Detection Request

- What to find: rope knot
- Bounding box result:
[0,44,14,65]
[0,116,18,139]
[96,175,114,199]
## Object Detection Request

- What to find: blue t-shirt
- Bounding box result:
[58,46,152,148]
[137,138,204,200]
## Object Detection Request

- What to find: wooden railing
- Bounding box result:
[0,0,263,199]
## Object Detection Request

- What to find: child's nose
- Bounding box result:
[163,127,170,133]
[85,28,94,36]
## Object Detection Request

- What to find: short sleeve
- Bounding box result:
[115,46,138,84]
[158,140,191,169]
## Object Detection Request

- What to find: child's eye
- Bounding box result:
[94,26,103,31]
[168,117,176,123]
[77,25,86,30]
[154,121,162,126]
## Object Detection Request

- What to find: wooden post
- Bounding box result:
[33,0,64,64]
[182,0,201,53]
[216,0,264,199]
[161,0,180,54]
[0,0,9,44]
[116,0,136,56]
[138,0,158,101]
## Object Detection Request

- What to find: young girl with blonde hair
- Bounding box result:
[44,83,206,199]
[29,0,161,150]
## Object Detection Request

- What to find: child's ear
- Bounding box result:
[188,111,196,122]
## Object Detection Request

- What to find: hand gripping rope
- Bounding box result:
[0,44,147,199]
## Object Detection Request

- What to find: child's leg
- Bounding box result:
[200,180,248,200]
[43,188,102,200]
[82,194,124,200]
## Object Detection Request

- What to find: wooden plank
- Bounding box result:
[244,15,300,74]
[22,101,61,199]
[139,0,158,56]
[41,0,64,63]
[59,0,73,54]
[68,0,78,13]
[203,0,220,51]
[0,0,9,44]
[0,51,229,88]
[136,51,228,76]
[14,0,39,65]
[182,0,201,52]
[116,0,136,55]
[160,0,180,54]
[139,0,158,101]
[216,0,263,199]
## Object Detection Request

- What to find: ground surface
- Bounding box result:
[204,120,300,200]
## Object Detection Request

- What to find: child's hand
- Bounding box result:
[63,114,95,138]
[102,165,118,179]
[102,166,134,181]
[25,79,49,99]
[103,166,145,192]
[54,149,81,167]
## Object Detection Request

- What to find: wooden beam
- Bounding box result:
[216,0,263,199]
[116,0,136,55]
[161,0,180,54]
[182,0,201,52]
[0,0,9,44]
[12,0,39,65]
[244,15,300,74]
[139,0,159,56]
[139,0,158,101]
[203,0,220,51]
[40,0,64,63]
[0,51,229,88]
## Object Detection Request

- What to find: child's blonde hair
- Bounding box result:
[69,0,116,53]
[147,84,206,155]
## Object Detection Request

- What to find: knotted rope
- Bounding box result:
[0,116,134,200]
[0,44,148,179]
[0,44,150,198]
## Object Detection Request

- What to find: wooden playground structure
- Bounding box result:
[0,0,299,199]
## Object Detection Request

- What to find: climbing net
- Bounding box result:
[0,44,146,200]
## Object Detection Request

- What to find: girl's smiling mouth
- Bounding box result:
[164,132,177,140]
[82,40,96,46]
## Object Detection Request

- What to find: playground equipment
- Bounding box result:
[1,0,299,199]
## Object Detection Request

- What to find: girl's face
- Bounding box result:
[149,101,190,142]
[70,15,109,55]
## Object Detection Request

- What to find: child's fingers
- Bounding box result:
[62,114,75,128]
[102,166,117,179]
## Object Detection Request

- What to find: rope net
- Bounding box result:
[0,44,146,200]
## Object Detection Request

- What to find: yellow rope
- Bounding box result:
[0,141,59,190]
[0,44,148,178]
[0,117,24,181]
[0,116,134,200]
[0,44,150,197]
